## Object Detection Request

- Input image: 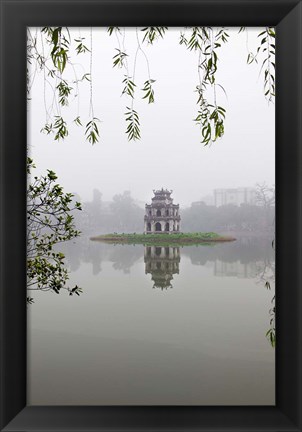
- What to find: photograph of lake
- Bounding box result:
[27,27,275,405]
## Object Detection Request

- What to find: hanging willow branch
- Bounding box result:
[180,27,229,145]
[28,27,275,146]
[85,28,101,144]
[125,107,140,141]
[109,27,158,141]
[241,26,275,102]
[141,27,168,44]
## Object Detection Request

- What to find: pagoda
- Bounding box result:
[144,188,181,234]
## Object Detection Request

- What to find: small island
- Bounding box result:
[90,189,235,245]
[90,232,236,246]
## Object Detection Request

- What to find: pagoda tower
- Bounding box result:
[144,188,181,234]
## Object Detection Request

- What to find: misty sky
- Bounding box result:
[28,27,275,207]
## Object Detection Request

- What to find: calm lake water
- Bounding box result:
[28,236,275,405]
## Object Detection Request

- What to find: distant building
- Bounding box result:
[144,188,181,233]
[198,194,215,206]
[214,187,256,207]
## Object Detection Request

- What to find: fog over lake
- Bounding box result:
[28,236,275,405]
[27,27,275,405]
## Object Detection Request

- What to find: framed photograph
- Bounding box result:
[0,0,301,431]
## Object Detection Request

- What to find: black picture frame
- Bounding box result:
[0,0,301,430]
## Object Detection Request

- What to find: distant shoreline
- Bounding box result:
[90,232,236,245]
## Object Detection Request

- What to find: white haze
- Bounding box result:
[28,27,275,207]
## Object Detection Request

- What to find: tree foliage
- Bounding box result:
[255,182,275,208]
[27,158,82,303]
[27,26,275,147]
[266,294,276,347]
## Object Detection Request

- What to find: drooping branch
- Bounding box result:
[180,27,228,145]
[28,26,275,146]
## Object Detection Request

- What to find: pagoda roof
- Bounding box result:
[153,188,172,196]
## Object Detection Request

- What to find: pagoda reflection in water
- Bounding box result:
[144,246,180,290]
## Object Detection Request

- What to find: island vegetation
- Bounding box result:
[90,232,235,246]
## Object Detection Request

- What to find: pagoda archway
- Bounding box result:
[155,222,162,231]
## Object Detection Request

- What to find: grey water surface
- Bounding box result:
[27,236,275,405]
